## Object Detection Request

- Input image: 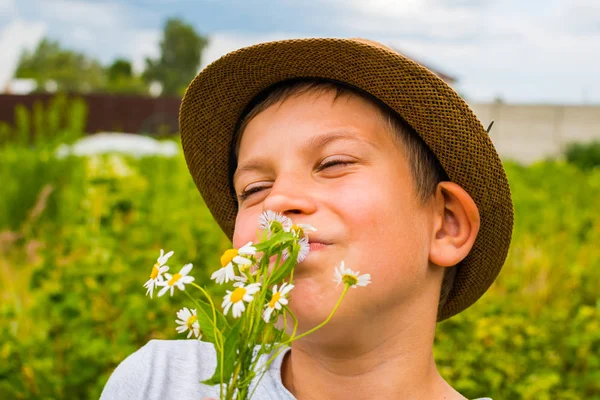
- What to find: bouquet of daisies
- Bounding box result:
[143,210,371,400]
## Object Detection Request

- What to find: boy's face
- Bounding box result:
[232,90,441,335]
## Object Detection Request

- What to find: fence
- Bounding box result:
[0,93,181,136]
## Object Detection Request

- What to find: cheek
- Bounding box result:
[335,180,430,281]
[232,211,261,248]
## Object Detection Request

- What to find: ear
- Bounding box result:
[429,182,480,267]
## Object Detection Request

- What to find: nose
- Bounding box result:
[262,174,318,217]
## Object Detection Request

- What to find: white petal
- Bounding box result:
[180,263,193,276]
[144,281,154,298]
[223,302,232,316]
[263,307,274,323]
[233,301,246,318]
[232,274,248,284]
[181,276,195,284]
[233,255,252,265]
[246,284,261,295]
[238,242,256,255]
[211,267,226,284]
[298,223,317,232]
[280,283,295,295]
[157,285,170,297]
[357,274,372,286]
[222,294,231,309]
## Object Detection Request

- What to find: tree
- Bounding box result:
[15,38,107,93]
[106,58,148,95]
[108,59,133,81]
[143,18,208,96]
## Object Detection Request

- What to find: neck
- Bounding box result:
[281,302,465,400]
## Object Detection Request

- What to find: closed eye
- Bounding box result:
[238,185,268,201]
[238,159,355,201]
[317,159,355,171]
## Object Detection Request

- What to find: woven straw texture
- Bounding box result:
[179,38,514,321]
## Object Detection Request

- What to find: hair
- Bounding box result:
[230,79,457,317]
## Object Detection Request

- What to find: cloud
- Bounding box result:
[36,0,125,29]
[19,0,160,73]
[0,0,16,16]
[0,19,46,88]
[549,0,600,35]
[321,0,491,40]
[304,0,599,103]
[2,0,598,103]
[201,31,314,69]
[127,29,162,74]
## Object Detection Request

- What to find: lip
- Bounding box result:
[309,242,329,251]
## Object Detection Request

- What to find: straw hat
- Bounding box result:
[179,38,514,321]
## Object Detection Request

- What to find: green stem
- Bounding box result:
[285,305,299,340]
[187,283,224,399]
[253,305,298,374]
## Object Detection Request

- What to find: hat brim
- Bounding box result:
[179,38,514,321]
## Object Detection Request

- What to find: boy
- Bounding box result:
[101,38,512,399]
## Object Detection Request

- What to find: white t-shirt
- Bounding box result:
[100,339,493,400]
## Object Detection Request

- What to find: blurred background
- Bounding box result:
[0,1,599,399]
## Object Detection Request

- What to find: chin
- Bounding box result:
[286,275,341,333]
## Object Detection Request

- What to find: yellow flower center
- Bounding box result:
[342,274,358,286]
[150,263,160,279]
[291,224,303,237]
[269,292,281,309]
[230,287,247,303]
[221,249,239,267]
[168,273,182,286]
[186,315,198,329]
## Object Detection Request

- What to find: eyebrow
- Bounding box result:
[233,130,377,186]
[306,129,378,151]
[233,156,271,187]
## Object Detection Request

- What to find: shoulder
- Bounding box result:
[100,340,219,400]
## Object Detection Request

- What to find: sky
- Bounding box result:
[0,0,599,104]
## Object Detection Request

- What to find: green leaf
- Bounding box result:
[269,244,299,284]
[202,320,242,386]
[252,231,288,252]
[195,298,229,345]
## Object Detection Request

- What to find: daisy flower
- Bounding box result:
[290,223,317,238]
[143,249,174,298]
[259,210,293,234]
[157,263,195,297]
[333,261,371,288]
[282,236,310,263]
[175,307,201,339]
[263,282,294,323]
[211,242,256,284]
[222,282,262,318]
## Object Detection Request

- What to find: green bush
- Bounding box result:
[1,140,598,398]
[0,148,229,399]
[564,141,600,171]
[437,160,600,399]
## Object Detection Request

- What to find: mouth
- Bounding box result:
[308,239,331,252]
